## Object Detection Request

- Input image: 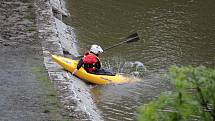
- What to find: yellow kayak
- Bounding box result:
[52,55,135,85]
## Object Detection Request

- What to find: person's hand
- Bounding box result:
[72,69,78,75]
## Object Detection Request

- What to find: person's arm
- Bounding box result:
[72,58,84,75]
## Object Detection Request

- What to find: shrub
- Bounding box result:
[137,66,215,121]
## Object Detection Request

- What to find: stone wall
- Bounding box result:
[35,0,103,120]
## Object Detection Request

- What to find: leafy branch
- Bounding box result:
[137,66,215,121]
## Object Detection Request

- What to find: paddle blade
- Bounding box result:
[126,32,140,43]
[127,32,138,39]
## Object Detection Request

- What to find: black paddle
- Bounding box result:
[103,32,140,51]
[76,32,139,58]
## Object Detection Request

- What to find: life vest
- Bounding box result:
[83,53,98,73]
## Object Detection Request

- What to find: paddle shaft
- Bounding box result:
[76,32,139,58]
[103,35,139,51]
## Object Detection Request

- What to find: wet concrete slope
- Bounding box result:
[0,0,49,120]
[35,0,103,120]
[0,46,49,120]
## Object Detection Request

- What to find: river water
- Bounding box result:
[64,0,215,120]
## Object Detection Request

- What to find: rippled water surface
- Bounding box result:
[64,0,215,120]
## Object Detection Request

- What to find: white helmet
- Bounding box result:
[90,44,103,54]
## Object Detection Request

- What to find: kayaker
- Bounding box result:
[72,44,104,75]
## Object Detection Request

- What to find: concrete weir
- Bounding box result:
[35,0,103,120]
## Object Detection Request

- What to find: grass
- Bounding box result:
[32,66,71,121]
[27,27,37,32]
[22,0,35,22]
[20,0,32,3]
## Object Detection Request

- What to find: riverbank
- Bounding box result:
[35,0,103,120]
[0,0,68,120]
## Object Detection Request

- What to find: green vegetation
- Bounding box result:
[23,0,35,22]
[27,26,37,32]
[20,0,32,3]
[32,67,71,121]
[138,66,215,121]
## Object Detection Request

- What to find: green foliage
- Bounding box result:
[137,66,215,121]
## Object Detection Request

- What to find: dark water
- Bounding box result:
[64,0,215,120]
